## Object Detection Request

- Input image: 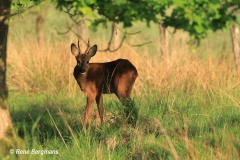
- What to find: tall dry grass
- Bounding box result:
[7,32,238,96]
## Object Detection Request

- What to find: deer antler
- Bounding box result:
[78,39,81,53]
[84,39,90,53]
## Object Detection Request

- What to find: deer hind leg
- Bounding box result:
[116,86,138,126]
[115,74,136,104]
[116,74,138,125]
[116,85,130,105]
[83,93,96,127]
[115,78,135,113]
[96,93,104,124]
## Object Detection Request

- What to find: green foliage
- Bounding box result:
[157,0,240,40]
[11,0,42,16]
[52,0,159,28]
[93,0,159,27]
[11,0,240,41]
[51,0,240,41]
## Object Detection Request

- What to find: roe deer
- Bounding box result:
[71,40,138,127]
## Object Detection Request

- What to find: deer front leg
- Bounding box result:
[96,93,104,124]
[83,93,96,127]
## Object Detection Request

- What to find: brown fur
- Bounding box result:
[71,42,138,127]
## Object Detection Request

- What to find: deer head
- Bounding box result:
[71,40,98,74]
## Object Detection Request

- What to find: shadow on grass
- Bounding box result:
[9,94,171,159]
[9,94,86,144]
[9,94,140,146]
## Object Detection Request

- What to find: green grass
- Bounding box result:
[6,87,240,159]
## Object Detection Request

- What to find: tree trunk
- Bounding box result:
[230,24,240,77]
[77,20,89,46]
[36,11,44,46]
[113,24,121,50]
[0,0,23,157]
[159,22,169,58]
[159,22,170,69]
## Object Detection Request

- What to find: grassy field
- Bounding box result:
[3,2,240,160]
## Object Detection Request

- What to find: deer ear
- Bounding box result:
[88,45,97,57]
[71,43,79,57]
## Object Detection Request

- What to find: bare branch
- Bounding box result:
[98,34,126,52]
[63,10,84,18]
[55,19,88,45]
[126,40,152,47]
[109,34,126,52]
[8,4,36,18]
[55,9,90,47]
[125,31,141,35]
[55,24,74,35]
[70,29,88,45]
[97,22,121,52]
[58,10,151,52]
[108,23,115,49]
[98,23,150,52]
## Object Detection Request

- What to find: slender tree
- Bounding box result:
[0,0,23,157]
[231,24,240,75]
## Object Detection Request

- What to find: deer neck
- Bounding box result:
[74,67,88,92]
[78,74,87,92]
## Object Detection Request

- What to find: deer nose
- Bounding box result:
[80,69,86,73]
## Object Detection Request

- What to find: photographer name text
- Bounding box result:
[10,149,59,155]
